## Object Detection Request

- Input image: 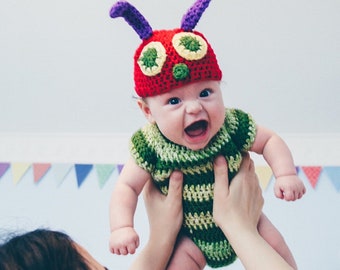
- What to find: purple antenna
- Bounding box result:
[181,0,211,31]
[110,1,153,40]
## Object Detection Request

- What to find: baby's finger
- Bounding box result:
[284,190,295,201]
[274,186,284,199]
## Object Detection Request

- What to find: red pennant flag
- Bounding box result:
[301,166,322,189]
[33,163,51,183]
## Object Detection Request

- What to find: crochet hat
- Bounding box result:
[110,0,222,98]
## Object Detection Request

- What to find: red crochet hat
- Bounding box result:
[110,0,222,98]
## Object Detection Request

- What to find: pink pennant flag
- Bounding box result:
[323,166,340,192]
[11,163,31,184]
[0,163,10,179]
[301,166,322,189]
[255,166,273,190]
[33,163,51,183]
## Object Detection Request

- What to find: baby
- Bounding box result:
[108,0,306,269]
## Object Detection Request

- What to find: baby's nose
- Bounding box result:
[186,100,203,114]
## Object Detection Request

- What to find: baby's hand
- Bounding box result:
[274,175,306,201]
[109,227,139,255]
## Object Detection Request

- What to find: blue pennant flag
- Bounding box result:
[75,164,93,187]
[323,166,340,192]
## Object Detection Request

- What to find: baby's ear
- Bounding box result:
[137,99,155,123]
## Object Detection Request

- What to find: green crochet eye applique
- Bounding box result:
[172,32,207,61]
[138,41,166,76]
[173,63,189,80]
[180,36,201,51]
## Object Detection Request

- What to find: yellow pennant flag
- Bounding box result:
[11,163,31,184]
[255,166,273,190]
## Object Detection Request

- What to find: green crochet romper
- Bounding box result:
[130,108,257,268]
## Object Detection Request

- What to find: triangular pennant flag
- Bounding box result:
[0,163,10,179]
[75,164,93,187]
[323,166,340,192]
[255,166,273,190]
[301,166,322,189]
[52,163,73,187]
[95,164,115,188]
[33,163,51,183]
[11,163,31,184]
[117,164,124,174]
[295,166,300,175]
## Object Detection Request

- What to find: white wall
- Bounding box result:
[1,0,339,133]
[1,0,340,269]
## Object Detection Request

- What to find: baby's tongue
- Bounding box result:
[185,121,206,137]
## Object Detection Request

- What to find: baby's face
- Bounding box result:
[140,80,225,150]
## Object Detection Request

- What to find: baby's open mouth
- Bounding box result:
[184,120,208,137]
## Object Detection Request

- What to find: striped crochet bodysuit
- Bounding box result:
[130,108,257,268]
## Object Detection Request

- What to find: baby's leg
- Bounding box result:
[166,234,206,270]
[258,213,298,269]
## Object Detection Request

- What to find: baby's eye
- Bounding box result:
[168,97,180,105]
[200,88,212,98]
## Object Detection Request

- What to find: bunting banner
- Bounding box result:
[0,162,339,192]
[323,166,340,192]
[0,163,10,178]
[75,164,93,187]
[33,163,51,183]
[95,164,116,188]
[301,166,322,189]
[11,163,31,185]
[117,164,124,174]
[255,166,273,190]
[52,163,73,186]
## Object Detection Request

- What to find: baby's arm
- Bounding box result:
[250,125,306,201]
[109,157,151,255]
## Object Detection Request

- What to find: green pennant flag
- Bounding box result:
[95,164,115,188]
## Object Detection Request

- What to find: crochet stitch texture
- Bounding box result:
[130,108,257,268]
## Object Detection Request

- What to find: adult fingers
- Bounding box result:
[213,155,230,196]
[167,170,183,202]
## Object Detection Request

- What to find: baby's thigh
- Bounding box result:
[167,234,206,270]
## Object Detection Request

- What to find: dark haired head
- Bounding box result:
[0,229,92,270]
